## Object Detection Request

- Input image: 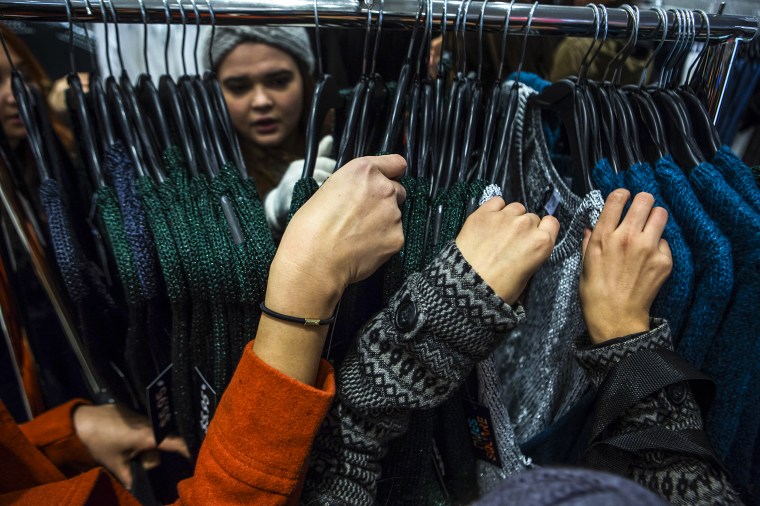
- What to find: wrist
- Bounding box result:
[267,254,343,319]
[586,313,650,345]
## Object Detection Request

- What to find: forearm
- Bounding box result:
[304,242,525,505]
[576,319,742,505]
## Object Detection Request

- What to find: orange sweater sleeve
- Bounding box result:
[176,344,335,506]
[18,399,98,477]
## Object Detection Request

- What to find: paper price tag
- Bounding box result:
[146,364,176,445]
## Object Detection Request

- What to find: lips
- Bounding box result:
[251,117,278,134]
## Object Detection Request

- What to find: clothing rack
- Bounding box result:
[0,0,757,42]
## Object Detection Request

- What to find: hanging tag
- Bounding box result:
[543,187,563,216]
[146,364,176,445]
[462,399,502,468]
[195,367,217,436]
[430,437,451,498]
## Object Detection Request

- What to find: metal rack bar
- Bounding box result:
[0,0,756,42]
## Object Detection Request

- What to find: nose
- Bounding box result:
[0,79,15,107]
[250,84,273,111]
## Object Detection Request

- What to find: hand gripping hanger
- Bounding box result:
[300,0,341,179]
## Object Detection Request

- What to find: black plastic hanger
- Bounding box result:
[301,0,342,179]
[202,0,247,178]
[355,0,387,158]
[63,0,104,188]
[379,1,423,155]
[135,0,173,157]
[156,0,198,177]
[495,2,538,193]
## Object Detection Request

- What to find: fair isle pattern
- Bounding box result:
[303,241,525,505]
[575,319,673,388]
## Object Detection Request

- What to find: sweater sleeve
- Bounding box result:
[176,343,335,506]
[303,241,525,506]
[18,398,98,477]
[575,319,743,505]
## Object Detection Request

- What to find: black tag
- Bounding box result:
[462,399,502,468]
[430,437,450,498]
[146,364,176,445]
[195,367,217,436]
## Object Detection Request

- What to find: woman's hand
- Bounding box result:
[455,197,560,305]
[579,190,673,344]
[47,72,89,117]
[73,404,189,489]
[254,154,406,386]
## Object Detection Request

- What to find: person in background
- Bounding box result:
[204,26,336,235]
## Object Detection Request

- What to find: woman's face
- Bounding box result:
[0,46,27,147]
[219,42,304,151]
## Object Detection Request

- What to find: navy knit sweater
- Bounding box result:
[652,156,734,369]
[713,146,760,215]
[689,161,760,492]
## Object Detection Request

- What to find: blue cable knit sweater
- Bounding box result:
[652,156,734,369]
[593,161,694,340]
[689,161,760,492]
[713,145,760,216]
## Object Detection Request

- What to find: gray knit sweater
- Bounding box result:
[302,242,741,505]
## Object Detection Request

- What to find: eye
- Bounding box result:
[222,78,252,96]
[266,72,294,90]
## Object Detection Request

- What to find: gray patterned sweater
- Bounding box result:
[302,242,742,506]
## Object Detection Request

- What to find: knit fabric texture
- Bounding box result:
[494,85,604,446]
[713,145,760,215]
[473,467,667,506]
[303,241,526,506]
[623,162,694,341]
[204,26,315,75]
[689,161,760,492]
[652,156,733,368]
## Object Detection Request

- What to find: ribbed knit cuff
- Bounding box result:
[574,318,671,388]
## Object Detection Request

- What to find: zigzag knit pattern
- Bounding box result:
[303,241,525,506]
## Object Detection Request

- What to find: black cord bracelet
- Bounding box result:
[259,302,337,326]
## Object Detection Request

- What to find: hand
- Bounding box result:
[429,35,443,79]
[73,403,190,489]
[455,198,559,305]
[48,72,89,117]
[269,154,407,315]
[580,190,672,344]
[264,136,336,233]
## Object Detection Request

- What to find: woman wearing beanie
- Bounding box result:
[204,26,336,235]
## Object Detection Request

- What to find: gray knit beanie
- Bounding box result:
[203,26,315,75]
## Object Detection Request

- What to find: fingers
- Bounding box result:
[538,215,560,243]
[502,201,527,216]
[595,189,630,235]
[140,450,161,471]
[158,434,191,459]
[658,238,672,257]
[643,206,668,241]
[621,192,655,232]
[391,180,407,206]
[367,154,407,180]
[479,196,506,212]
[582,228,592,258]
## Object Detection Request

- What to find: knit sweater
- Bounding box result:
[301,240,741,505]
[497,86,604,446]
[689,161,760,492]
[652,156,733,368]
[622,162,694,340]
[713,146,760,216]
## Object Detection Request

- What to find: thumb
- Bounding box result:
[158,434,191,459]
[582,228,592,260]
[140,450,161,471]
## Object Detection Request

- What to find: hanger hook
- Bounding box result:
[477,0,490,81]
[188,0,202,75]
[204,0,216,71]
[416,0,433,78]
[687,9,710,85]
[454,0,466,75]
[497,1,516,82]
[177,0,189,76]
[105,0,126,75]
[162,0,171,75]
[639,7,668,88]
[63,0,77,75]
[436,0,448,77]
[582,3,608,83]
[605,4,637,84]
[370,0,384,76]
[361,1,374,76]
[81,0,99,73]
[96,0,113,76]
[513,1,538,88]
[138,0,150,75]
[578,3,600,84]
[313,0,324,76]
